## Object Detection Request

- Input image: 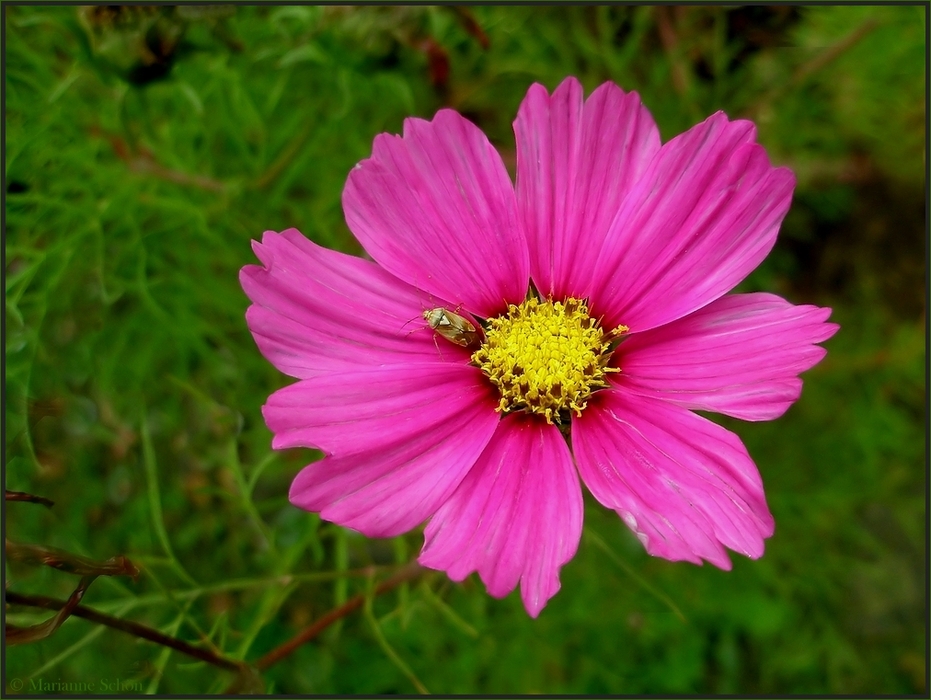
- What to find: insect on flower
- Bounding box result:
[422,307,482,348]
[241,76,839,618]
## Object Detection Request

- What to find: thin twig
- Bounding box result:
[745,17,880,119]
[8,561,429,682]
[6,541,140,580]
[5,591,245,673]
[448,6,489,49]
[6,577,97,645]
[252,124,311,190]
[584,530,687,623]
[5,490,55,508]
[363,578,429,694]
[791,18,880,85]
[655,5,690,98]
[253,561,426,672]
[90,127,227,193]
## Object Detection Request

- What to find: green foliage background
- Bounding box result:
[5,4,926,694]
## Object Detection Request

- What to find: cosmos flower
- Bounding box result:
[240,77,838,617]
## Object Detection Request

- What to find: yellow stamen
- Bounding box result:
[472,297,627,424]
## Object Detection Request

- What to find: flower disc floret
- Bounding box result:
[472,297,625,423]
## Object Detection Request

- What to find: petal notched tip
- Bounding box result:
[342,103,528,317]
[419,415,583,617]
[574,392,774,571]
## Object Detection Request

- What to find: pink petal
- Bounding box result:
[616,293,839,421]
[272,362,500,537]
[514,77,660,300]
[573,391,775,569]
[343,110,529,318]
[419,414,583,617]
[240,229,468,378]
[591,113,796,332]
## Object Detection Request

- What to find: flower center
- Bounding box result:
[472,297,627,424]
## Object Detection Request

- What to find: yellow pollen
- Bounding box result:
[471,297,627,424]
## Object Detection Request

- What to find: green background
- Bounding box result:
[5,5,926,694]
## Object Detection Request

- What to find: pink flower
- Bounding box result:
[241,77,839,617]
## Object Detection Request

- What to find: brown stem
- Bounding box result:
[5,490,54,508]
[252,124,311,190]
[6,541,139,580]
[5,590,245,673]
[90,127,227,193]
[745,17,880,119]
[448,6,489,49]
[253,561,426,672]
[655,5,689,97]
[9,560,428,687]
[6,577,97,645]
[791,18,880,85]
